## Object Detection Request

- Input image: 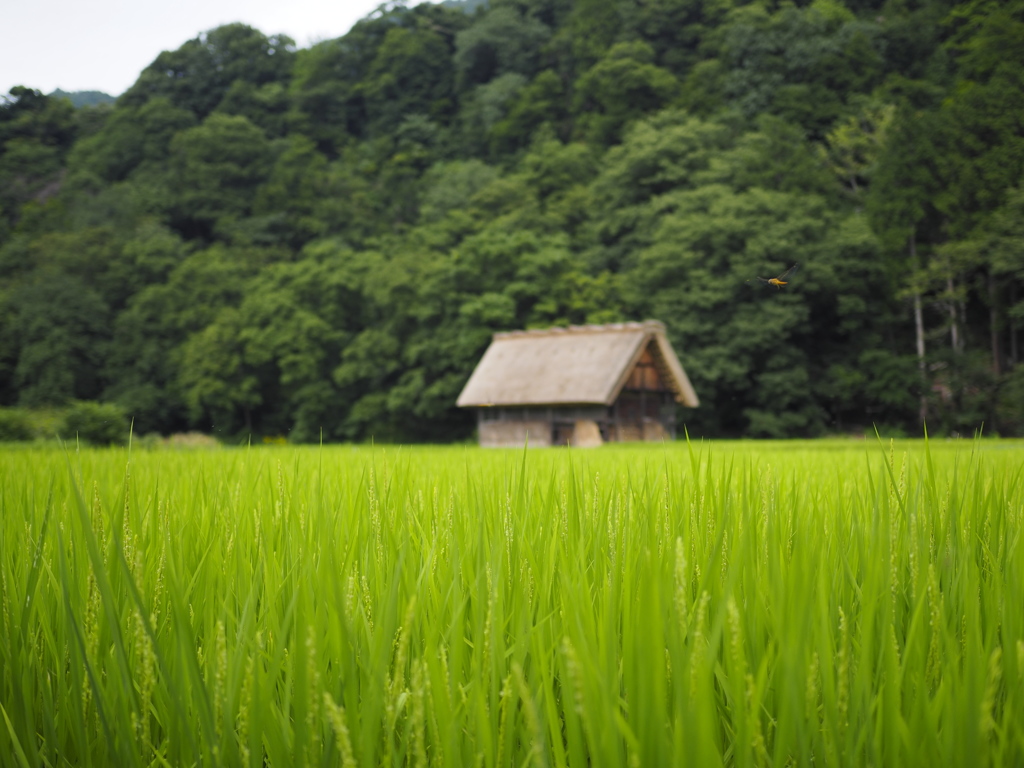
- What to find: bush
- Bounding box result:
[0,408,34,441]
[61,401,130,445]
[134,431,221,449]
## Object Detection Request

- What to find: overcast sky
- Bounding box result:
[3,0,420,97]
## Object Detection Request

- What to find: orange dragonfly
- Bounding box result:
[750,263,799,288]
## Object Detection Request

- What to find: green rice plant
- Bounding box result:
[0,438,1022,766]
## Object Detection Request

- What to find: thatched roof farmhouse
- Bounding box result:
[457,321,698,447]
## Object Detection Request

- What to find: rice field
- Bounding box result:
[1,438,1022,767]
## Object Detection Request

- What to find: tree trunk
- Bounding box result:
[989,271,1001,375]
[914,292,927,423]
[947,275,959,353]
[1011,283,1020,367]
[958,293,967,354]
[911,234,927,425]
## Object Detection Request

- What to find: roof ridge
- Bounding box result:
[494,319,665,339]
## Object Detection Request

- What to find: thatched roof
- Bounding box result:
[457,320,699,408]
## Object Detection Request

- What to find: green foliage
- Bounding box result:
[169,113,274,236]
[60,400,130,444]
[289,3,469,152]
[936,0,1024,237]
[628,184,832,435]
[0,407,33,441]
[820,98,894,195]
[719,0,885,137]
[0,87,77,230]
[67,96,196,184]
[121,24,296,118]
[10,274,110,406]
[1,0,1021,439]
[573,41,678,145]
[0,406,63,440]
[214,80,290,137]
[487,68,571,152]
[995,364,1024,434]
[179,308,262,434]
[361,24,458,133]
[454,5,552,86]
[418,159,499,221]
[251,134,334,247]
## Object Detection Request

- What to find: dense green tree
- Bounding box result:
[819,98,894,197]
[235,246,368,440]
[179,307,262,434]
[168,114,274,239]
[0,87,76,149]
[624,0,735,74]
[627,184,903,435]
[67,97,196,184]
[0,285,18,405]
[546,0,624,76]
[877,0,955,82]
[361,24,458,133]
[0,88,77,230]
[719,0,886,137]
[121,24,296,118]
[985,187,1024,354]
[418,159,500,222]
[290,3,469,152]
[9,274,110,406]
[94,222,191,429]
[581,109,905,434]
[573,41,679,145]
[103,301,187,435]
[479,68,574,153]
[116,242,273,433]
[460,72,529,155]
[288,40,370,152]
[214,81,291,137]
[454,5,552,87]
[251,135,333,247]
[936,0,1024,237]
[925,184,1024,435]
[582,110,733,271]
[520,130,598,203]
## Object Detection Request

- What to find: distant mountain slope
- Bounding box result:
[442,0,488,11]
[49,89,116,108]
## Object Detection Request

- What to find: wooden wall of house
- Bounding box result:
[478,405,607,423]
[478,420,552,447]
[624,346,671,391]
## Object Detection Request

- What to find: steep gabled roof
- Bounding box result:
[456,321,699,408]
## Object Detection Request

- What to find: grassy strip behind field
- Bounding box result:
[1,439,1022,766]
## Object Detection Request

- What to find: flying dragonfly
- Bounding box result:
[749,263,799,289]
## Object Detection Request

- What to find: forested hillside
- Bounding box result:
[1,0,1021,441]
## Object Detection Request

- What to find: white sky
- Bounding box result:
[2,0,424,97]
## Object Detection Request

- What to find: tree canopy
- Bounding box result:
[2,0,1021,440]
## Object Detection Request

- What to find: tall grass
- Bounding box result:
[1,438,1022,766]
